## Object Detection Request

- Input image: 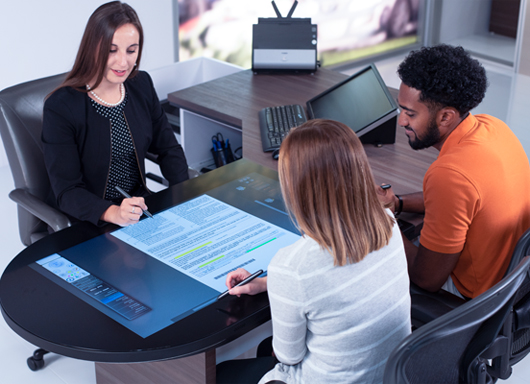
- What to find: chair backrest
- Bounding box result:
[506,227,530,278]
[0,73,66,245]
[501,227,530,370]
[384,256,530,384]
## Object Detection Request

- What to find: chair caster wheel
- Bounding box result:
[27,349,48,371]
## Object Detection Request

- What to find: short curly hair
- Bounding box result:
[397,44,488,116]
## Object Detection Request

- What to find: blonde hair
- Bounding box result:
[278,119,394,266]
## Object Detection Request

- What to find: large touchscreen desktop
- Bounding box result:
[31,172,300,338]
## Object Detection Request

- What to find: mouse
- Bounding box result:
[272,148,280,160]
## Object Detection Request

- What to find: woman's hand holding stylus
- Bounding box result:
[225,268,267,297]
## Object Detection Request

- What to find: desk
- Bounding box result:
[169,68,438,222]
[168,69,348,170]
[0,160,284,384]
[2,68,438,384]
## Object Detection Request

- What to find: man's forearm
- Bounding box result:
[400,231,461,292]
[398,192,425,214]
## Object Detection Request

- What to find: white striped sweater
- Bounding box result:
[259,218,411,384]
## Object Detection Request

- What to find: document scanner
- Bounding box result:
[252,1,318,72]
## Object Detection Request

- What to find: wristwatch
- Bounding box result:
[395,195,403,216]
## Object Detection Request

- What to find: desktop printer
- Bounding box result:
[252,1,318,72]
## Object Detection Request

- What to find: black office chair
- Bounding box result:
[384,256,530,384]
[409,228,530,380]
[0,73,197,370]
[490,228,530,379]
[0,73,71,246]
[0,73,199,246]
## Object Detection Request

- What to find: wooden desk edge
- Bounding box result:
[167,93,243,130]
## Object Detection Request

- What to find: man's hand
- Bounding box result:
[376,184,397,212]
[376,189,426,215]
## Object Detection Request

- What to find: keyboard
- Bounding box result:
[259,104,307,152]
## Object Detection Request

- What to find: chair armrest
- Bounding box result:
[145,152,159,163]
[410,283,468,308]
[188,167,200,179]
[410,283,467,327]
[145,152,199,183]
[146,172,170,186]
[9,188,71,232]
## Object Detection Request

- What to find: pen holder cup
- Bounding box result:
[211,143,235,168]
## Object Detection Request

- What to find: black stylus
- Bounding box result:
[115,186,154,219]
[217,269,264,300]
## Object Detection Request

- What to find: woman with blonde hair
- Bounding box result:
[217,119,411,383]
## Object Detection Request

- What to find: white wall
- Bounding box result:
[438,0,492,42]
[517,0,530,75]
[0,0,176,167]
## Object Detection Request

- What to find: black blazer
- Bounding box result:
[42,71,188,225]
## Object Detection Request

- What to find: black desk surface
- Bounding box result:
[0,159,277,363]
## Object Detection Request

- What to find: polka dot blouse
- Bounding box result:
[89,92,141,201]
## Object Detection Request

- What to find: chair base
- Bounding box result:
[27,348,49,371]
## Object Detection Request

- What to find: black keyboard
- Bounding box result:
[259,104,307,152]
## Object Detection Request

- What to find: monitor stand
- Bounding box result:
[360,116,397,146]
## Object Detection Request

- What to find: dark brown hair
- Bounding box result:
[278,119,394,266]
[58,1,143,92]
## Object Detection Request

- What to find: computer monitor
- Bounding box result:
[306,64,398,143]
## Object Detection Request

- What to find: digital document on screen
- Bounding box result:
[112,194,295,293]
[31,172,300,338]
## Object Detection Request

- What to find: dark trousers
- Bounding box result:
[216,337,278,384]
[216,356,278,384]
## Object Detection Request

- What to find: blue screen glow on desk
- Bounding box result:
[31,173,300,338]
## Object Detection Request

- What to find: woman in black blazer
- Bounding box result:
[42,1,188,227]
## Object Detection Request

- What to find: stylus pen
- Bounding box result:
[217,269,264,300]
[114,186,154,219]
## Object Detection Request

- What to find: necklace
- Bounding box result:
[86,83,125,107]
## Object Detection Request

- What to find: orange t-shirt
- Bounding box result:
[420,114,530,298]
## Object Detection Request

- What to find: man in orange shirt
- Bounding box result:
[379,44,530,299]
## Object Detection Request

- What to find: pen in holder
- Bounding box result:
[211,133,235,168]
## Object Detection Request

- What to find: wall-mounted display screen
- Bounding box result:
[178,0,423,68]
